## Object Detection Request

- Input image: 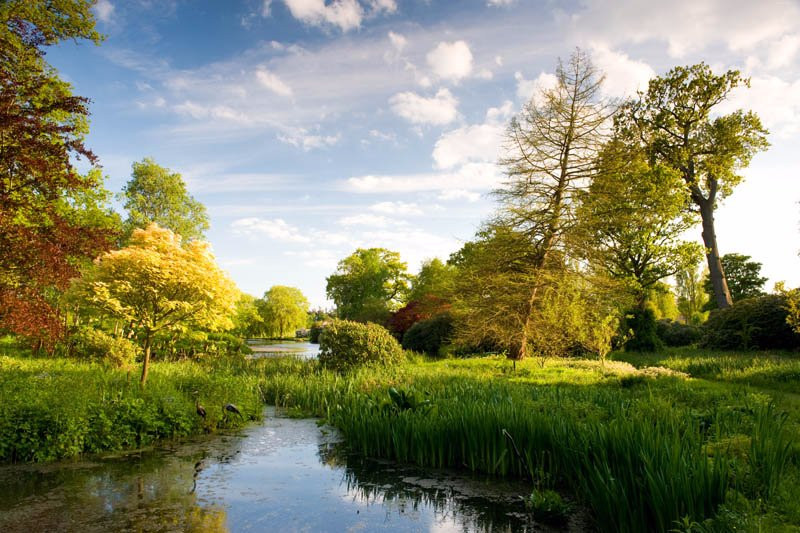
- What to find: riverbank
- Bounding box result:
[1,348,799,530]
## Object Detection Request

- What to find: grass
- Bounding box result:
[1,339,799,531]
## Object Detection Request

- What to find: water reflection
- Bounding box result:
[247,340,320,359]
[0,410,539,532]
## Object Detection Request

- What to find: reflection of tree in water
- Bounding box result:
[0,441,233,533]
[317,439,538,532]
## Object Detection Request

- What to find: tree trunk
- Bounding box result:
[699,199,733,309]
[141,333,152,386]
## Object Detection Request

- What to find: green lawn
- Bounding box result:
[1,344,799,531]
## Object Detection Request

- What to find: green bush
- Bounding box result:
[656,319,702,347]
[701,295,800,350]
[621,308,663,352]
[309,321,325,344]
[401,313,453,356]
[71,327,138,367]
[318,319,404,372]
[526,488,572,527]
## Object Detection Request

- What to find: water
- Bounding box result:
[247,340,320,359]
[0,409,541,532]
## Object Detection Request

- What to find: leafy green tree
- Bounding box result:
[619,64,769,309]
[326,248,410,324]
[456,49,614,360]
[578,143,702,308]
[645,283,680,321]
[70,224,238,385]
[257,286,309,338]
[702,253,767,310]
[120,158,209,241]
[408,258,456,303]
[675,264,709,325]
[231,293,264,338]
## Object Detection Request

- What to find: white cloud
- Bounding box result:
[438,189,481,202]
[284,249,340,269]
[426,41,473,82]
[514,71,558,101]
[432,100,512,170]
[369,201,423,216]
[93,0,114,23]
[487,0,515,5]
[255,69,293,97]
[278,130,341,150]
[346,162,502,194]
[389,88,459,125]
[718,75,800,138]
[589,45,655,98]
[280,0,395,31]
[367,0,397,14]
[766,34,800,69]
[231,217,310,242]
[388,31,407,52]
[565,0,800,58]
[338,214,405,227]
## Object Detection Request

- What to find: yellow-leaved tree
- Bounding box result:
[71,223,239,384]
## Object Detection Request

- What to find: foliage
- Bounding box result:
[309,321,325,343]
[0,1,117,347]
[387,295,450,339]
[656,320,702,347]
[701,295,800,350]
[782,286,800,334]
[526,489,571,527]
[257,285,309,338]
[326,248,410,324]
[69,327,138,367]
[120,158,209,242]
[401,313,454,356]
[69,224,239,384]
[676,264,709,325]
[407,258,456,303]
[619,63,769,309]
[231,293,263,338]
[318,319,404,372]
[578,142,702,305]
[702,253,767,310]
[646,283,680,321]
[622,308,663,352]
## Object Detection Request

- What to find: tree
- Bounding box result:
[257,286,309,338]
[407,258,456,303]
[578,142,702,307]
[620,64,769,309]
[120,158,209,241]
[0,1,117,347]
[702,253,767,310]
[231,293,263,338]
[326,248,410,324]
[675,264,709,325]
[70,224,238,385]
[456,49,614,360]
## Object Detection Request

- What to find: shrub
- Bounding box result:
[700,294,800,350]
[621,308,663,352]
[656,319,702,347]
[318,319,404,372]
[401,313,454,357]
[309,321,325,344]
[71,327,138,367]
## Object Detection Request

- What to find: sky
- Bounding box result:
[47,0,800,307]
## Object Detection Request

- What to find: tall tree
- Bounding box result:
[258,286,310,338]
[0,0,117,346]
[577,141,702,308]
[70,224,238,384]
[675,264,709,325]
[702,253,767,309]
[620,64,769,309]
[120,158,209,241]
[326,248,410,324]
[457,49,614,360]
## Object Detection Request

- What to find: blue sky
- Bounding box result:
[49,0,800,306]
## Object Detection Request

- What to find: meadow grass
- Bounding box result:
[1,342,799,531]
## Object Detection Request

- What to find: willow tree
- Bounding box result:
[258,285,310,338]
[457,49,615,360]
[71,224,239,384]
[620,64,769,308]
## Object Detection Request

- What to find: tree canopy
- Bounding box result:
[703,253,767,309]
[326,248,410,324]
[70,224,238,384]
[121,158,210,242]
[258,285,310,338]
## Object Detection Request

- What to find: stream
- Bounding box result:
[0,408,541,532]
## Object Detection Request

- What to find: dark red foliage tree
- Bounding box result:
[387,296,451,339]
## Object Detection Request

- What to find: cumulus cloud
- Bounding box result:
[255,68,293,97]
[231,217,310,242]
[389,88,459,125]
[281,0,395,32]
[426,41,473,82]
[514,71,558,101]
[589,45,655,98]
[278,129,341,150]
[93,0,114,23]
[717,75,800,138]
[388,31,407,51]
[432,100,512,169]
[369,201,423,216]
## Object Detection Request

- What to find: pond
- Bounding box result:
[0,409,544,532]
[247,340,320,359]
